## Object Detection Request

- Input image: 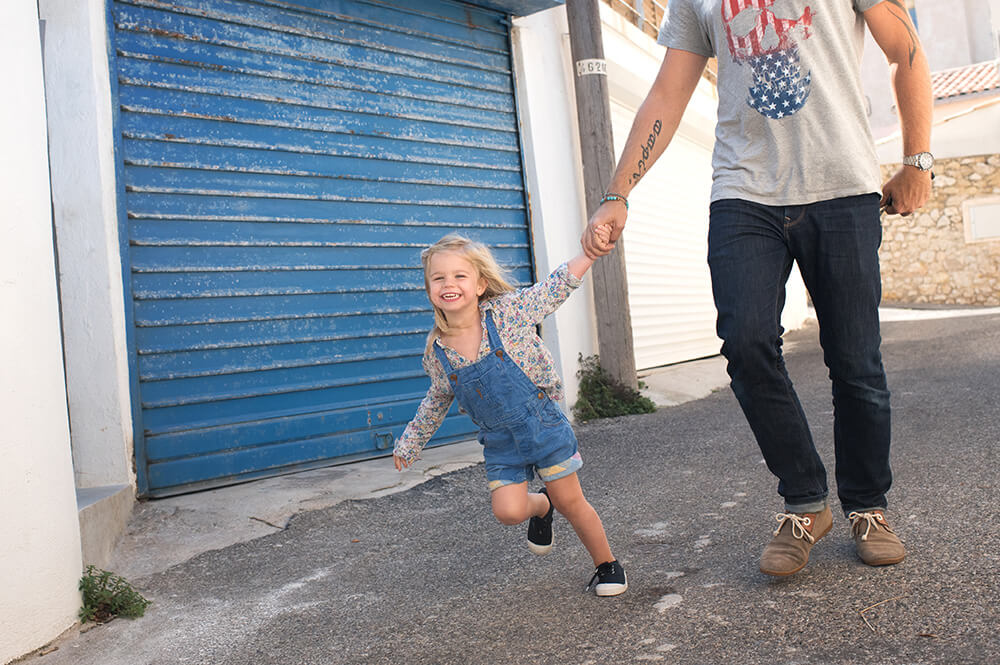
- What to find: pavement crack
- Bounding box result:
[249,516,284,530]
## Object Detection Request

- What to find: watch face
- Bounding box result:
[917,152,933,170]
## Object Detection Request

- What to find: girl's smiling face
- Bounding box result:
[426,251,487,316]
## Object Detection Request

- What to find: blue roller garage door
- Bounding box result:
[109,0,534,496]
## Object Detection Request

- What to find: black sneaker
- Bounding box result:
[586,560,628,597]
[526,487,554,555]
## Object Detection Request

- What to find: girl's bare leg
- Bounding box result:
[491,482,551,526]
[545,472,614,566]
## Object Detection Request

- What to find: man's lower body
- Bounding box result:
[707,193,904,575]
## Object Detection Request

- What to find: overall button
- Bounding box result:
[449,374,457,381]
[495,350,503,358]
[537,391,544,399]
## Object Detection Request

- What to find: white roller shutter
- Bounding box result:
[610,99,721,371]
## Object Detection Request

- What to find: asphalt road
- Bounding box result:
[25,313,1000,665]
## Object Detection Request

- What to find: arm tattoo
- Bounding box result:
[628,119,663,186]
[885,0,919,67]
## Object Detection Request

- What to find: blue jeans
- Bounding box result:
[708,194,891,516]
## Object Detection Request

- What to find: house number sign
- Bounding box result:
[575,58,607,76]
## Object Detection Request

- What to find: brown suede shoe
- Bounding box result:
[759,506,833,576]
[849,510,905,566]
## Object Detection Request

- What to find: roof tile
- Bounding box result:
[931,60,1000,101]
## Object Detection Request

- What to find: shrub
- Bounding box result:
[79,566,151,623]
[572,354,656,422]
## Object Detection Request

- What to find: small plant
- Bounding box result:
[572,354,656,422]
[79,565,151,623]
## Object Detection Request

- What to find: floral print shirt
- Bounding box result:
[393,263,582,463]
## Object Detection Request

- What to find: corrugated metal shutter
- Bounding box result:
[110,0,533,496]
[610,99,720,371]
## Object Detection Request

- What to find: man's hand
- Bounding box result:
[581,200,627,259]
[865,3,932,218]
[880,166,932,216]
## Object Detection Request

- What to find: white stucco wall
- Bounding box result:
[877,97,1000,161]
[512,8,598,410]
[598,6,808,349]
[0,3,84,662]
[918,0,997,70]
[39,0,135,490]
[513,7,807,408]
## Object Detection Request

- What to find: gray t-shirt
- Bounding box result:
[658,0,883,205]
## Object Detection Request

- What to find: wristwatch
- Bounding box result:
[903,151,934,171]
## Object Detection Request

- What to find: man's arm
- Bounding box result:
[582,48,708,258]
[865,1,933,216]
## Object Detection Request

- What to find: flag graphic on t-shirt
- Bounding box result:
[745,47,811,118]
[721,0,814,119]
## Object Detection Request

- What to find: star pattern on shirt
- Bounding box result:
[745,46,811,119]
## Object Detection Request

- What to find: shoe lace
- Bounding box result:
[585,562,614,591]
[848,511,893,541]
[772,512,816,543]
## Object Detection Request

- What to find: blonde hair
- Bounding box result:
[421,234,514,350]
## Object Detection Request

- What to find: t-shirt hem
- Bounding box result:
[710,185,882,207]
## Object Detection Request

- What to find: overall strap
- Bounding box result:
[432,339,455,374]
[483,309,505,353]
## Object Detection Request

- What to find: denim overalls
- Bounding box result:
[433,310,582,491]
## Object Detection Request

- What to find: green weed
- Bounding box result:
[572,354,656,422]
[78,565,151,623]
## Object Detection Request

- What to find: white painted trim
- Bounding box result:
[512,8,598,415]
[39,0,135,489]
[876,95,1000,162]
[0,2,83,661]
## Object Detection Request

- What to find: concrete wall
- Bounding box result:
[39,0,135,491]
[0,2,84,662]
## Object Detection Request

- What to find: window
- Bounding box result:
[963,197,1000,242]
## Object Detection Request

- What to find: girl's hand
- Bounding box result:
[572,223,613,276]
[593,223,611,246]
[582,201,626,259]
[393,454,411,471]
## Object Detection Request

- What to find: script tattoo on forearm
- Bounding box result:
[886,0,919,67]
[628,119,662,186]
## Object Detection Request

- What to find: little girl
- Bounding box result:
[393,233,626,596]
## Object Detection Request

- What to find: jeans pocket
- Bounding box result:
[538,399,567,428]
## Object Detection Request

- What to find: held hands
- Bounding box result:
[592,222,612,247]
[880,166,932,216]
[582,199,628,259]
[568,222,612,278]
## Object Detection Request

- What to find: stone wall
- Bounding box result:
[879,153,1000,306]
